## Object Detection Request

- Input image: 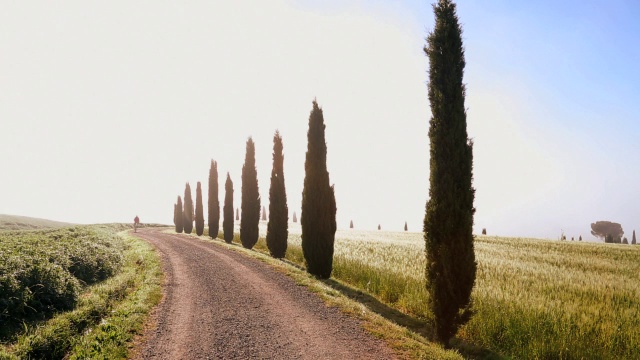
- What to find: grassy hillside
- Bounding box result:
[237,223,640,359]
[0,214,72,230]
[0,225,161,359]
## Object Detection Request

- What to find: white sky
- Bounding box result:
[1,1,638,240]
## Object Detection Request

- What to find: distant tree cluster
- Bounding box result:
[591,221,624,244]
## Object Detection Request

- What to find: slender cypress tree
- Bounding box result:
[633,230,637,245]
[223,173,234,243]
[175,196,184,233]
[236,208,239,221]
[266,131,289,258]
[208,160,220,239]
[292,211,297,223]
[240,137,261,249]
[301,100,337,279]
[350,220,354,229]
[262,206,267,221]
[378,224,381,230]
[183,183,194,234]
[404,221,408,231]
[424,0,476,347]
[195,181,204,236]
[173,203,177,226]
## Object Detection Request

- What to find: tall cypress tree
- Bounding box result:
[266,131,289,258]
[350,220,354,229]
[262,206,267,221]
[208,160,220,239]
[404,221,408,232]
[195,181,204,236]
[183,183,194,234]
[240,137,261,249]
[632,230,637,245]
[236,208,239,221]
[173,203,177,226]
[292,211,297,223]
[301,100,337,279]
[223,173,234,243]
[175,196,184,233]
[424,0,476,347]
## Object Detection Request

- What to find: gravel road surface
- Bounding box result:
[133,228,396,360]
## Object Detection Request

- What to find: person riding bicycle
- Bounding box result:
[134,215,140,232]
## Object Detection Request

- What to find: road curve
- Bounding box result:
[133,228,396,360]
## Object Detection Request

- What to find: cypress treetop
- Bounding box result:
[301,100,337,279]
[223,173,234,243]
[208,160,220,239]
[175,196,184,233]
[266,130,289,258]
[183,183,194,234]
[424,0,476,346]
[240,137,261,249]
[195,181,204,236]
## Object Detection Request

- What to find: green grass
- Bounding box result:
[0,226,162,360]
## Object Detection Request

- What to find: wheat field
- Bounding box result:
[258,223,640,359]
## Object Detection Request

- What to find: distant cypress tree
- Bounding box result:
[208,160,220,239]
[579,235,582,241]
[301,100,337,279]
[240,137,261,249]
[632,230,636,245]
[223,173,234,243]
[183,183,194,234]
[292,211,297,223]
[482,228,487,235]
[175,196,184,233]
[350,220,354,229]
[266,131,289,258]
[424,0,476,347]
[173,203,177,226]
[404,222,408,232]
[195,181,204,236]
[623,237,629,244]
[378,224,381,230]
[236,208,239,221]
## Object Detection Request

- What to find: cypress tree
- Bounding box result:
[424,0,476,346]
[482,228,487,235]
[236,208,239,221]
[632,230,636,245]
[292,211,297,223]
[195,181,204,236]
[404,221,408,232]
[579,235,582,241]
[183,183,194,234]
[223,173,234,243]
[173,203,177,226]
[208,160,220,239]
[623,237,629,244]
[262,206,267,221]
[378,224,381,230]
[301,100,337,279]
[350,220,354,229]
[240,137,261,249]
[175,196,184,233]
[266,131,289,258]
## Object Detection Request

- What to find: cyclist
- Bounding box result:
[134,215,140,232]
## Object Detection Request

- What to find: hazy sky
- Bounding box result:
[1,1,639,240]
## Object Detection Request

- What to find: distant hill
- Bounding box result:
[0,214,73,230]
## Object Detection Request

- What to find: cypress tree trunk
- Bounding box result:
[223,173,234,243]
[240,137,261,249]
[301,100,337,279]
[208,160,220,239]
[195,181,204,236]
[424,0,476,347]
[266,131,289,258]
[175,196,184,233]
[183,183,194,234]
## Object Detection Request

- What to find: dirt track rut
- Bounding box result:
[133,228,396,359]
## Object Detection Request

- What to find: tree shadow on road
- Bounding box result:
[320,278,504,360]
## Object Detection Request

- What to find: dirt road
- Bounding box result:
[133,228,396,359]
